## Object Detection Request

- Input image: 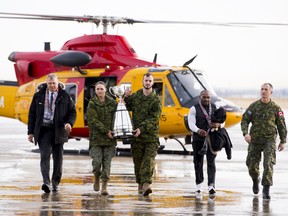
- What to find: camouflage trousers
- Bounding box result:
[246,140,276,186]
[131,141,159,184]
[89,145,116,181]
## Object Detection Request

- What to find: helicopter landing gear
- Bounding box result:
[163,135,193,155]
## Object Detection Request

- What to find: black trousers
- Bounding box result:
[38,126,64,186]
[192,139,217,186]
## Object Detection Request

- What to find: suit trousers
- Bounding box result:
[192,139,217,186]
[38,126,64,186]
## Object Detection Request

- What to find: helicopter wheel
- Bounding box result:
[166,136,188,154]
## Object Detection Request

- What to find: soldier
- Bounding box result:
[87,81,117,195]
[241,83,287,199]
[124,72,162,196]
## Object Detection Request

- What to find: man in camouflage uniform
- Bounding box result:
[87,81,117,195]
[241,83,287,199]
[124,72,162,196]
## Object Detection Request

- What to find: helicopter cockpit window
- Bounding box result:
[164,85,175,107]
[167,70,205,108]
[65,83,77,104]
[153,82,163,102]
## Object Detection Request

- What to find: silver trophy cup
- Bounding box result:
[109,85,133,139]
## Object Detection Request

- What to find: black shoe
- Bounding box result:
[42,184,51,193]
[52,184,58,192]
[142,183,152,196]
[209,187,216,195]
[252,178,260,194]
[262,186,270,199]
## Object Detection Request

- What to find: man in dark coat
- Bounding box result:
[28,73,76,193]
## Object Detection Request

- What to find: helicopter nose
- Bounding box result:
[8,52,16,62]
[223,105,243,128]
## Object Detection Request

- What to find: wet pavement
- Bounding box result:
[1,116,288,215]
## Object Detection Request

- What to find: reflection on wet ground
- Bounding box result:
[0,117,288,215]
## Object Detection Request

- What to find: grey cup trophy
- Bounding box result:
[109,85,133,139]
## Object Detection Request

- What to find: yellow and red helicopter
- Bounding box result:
[0,12,243,151]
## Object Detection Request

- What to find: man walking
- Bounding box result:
[241,83,287,199]
[188,90,222,195]
[124,72,162,196]
[28,73,76,193]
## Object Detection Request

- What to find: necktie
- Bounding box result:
[49,92,54,111]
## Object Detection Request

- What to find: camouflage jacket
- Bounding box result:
[241,99,287,143]
[87,95,117,147]
[124,89,162,142]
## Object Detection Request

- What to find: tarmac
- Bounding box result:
[1,116,288,215]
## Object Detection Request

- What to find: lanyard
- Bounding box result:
[199,101,212,125]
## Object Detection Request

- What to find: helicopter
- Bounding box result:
[0,12,243,152]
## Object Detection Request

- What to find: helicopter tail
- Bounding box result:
[0,81,18,119]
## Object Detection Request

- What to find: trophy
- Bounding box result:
[109,85,134,139]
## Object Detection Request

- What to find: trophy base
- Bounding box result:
[113,132,133,140]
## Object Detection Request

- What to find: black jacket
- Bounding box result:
[207,107,233,159]
[207,128,233,160]
[27,84,76,145]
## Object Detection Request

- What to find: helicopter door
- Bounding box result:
[160,83,188,135]
[64,83,77,104]
[153,82,182,135]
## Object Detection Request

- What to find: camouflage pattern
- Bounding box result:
[124,89,162,142]
[87,95,117,147]
[124,89,162,184]
[87,95,117,181]
[131,141,159,184]
[89,145,116,181]
[241,99,286,143]
[241,99,287,186]
[246,141,276,185]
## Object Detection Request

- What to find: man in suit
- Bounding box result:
[28,73,76,193]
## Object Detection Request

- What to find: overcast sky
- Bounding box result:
[1,0,288,91]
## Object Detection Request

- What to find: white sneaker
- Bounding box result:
[208,185,216,194]
[195,183,202,193]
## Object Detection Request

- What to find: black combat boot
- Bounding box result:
[142,183,152,196]
[101,181,109,195]
[262,185,270,199]
[252,178,260,194]
[93,176,100,192]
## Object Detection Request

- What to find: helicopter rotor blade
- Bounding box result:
[153,53,157,64]
[128,19,288,27]
[0,12,86,20]
[183,55,198,67]
[1,12,288,28]
[0,16,76,21]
